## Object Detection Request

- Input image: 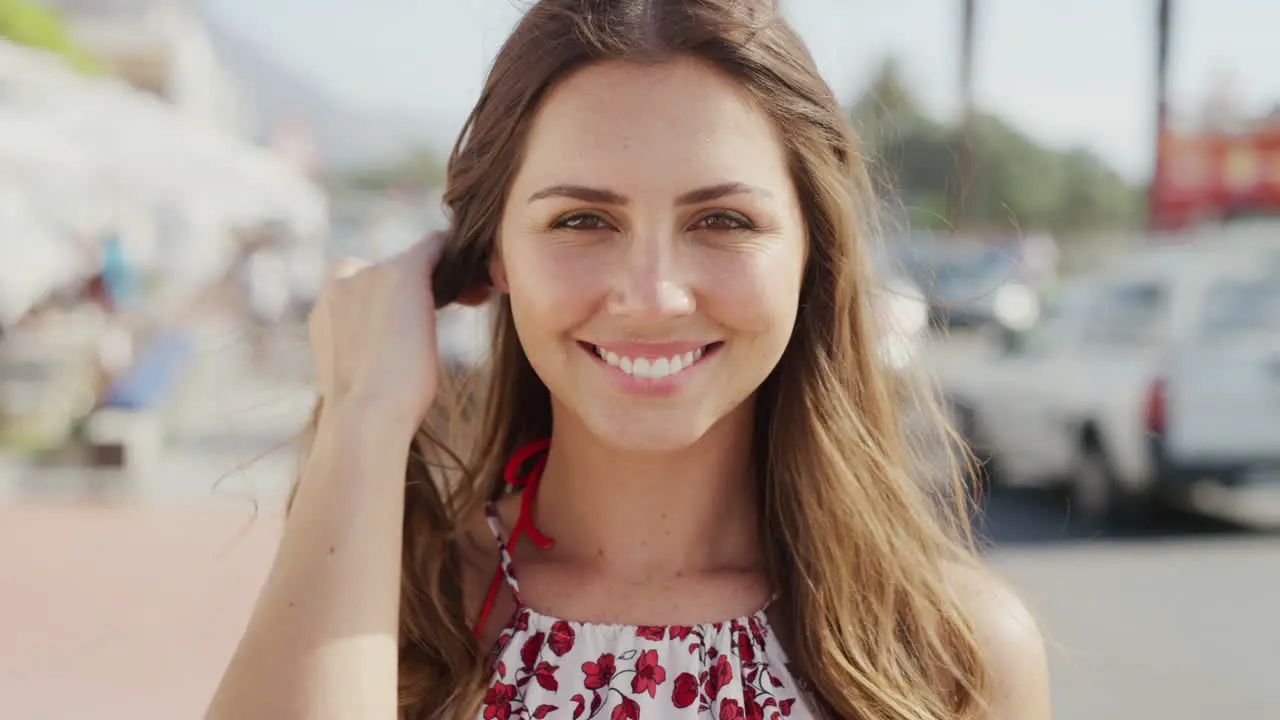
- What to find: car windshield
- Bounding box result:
[887,244,1012,297]
[933,252,1007,287]
[1200,277,1280,338]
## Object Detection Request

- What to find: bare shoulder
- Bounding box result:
[944,561,1052,720]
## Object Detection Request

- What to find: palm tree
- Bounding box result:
[960,0,976,123]
[951,0,977,231]
[1150,0,1172,228]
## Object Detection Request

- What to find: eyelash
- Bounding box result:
[550,211,754,232]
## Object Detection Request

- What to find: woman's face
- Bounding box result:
[496,57,807,452]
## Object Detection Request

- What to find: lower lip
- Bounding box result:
[580,342,721,397]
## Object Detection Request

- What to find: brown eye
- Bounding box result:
[692,212,752,231]
[552,213,612,230]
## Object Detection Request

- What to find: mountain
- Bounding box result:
[200,11,439,173]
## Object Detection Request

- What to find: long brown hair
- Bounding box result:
[293,1,989,717]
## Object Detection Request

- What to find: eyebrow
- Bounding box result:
[526,181,772,206]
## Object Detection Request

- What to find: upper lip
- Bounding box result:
[584,340,717,357]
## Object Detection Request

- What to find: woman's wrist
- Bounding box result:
[322,394,423,453]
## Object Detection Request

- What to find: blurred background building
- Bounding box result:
[42,0,255,135]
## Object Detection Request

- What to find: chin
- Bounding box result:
[579,407,720,455]
[591,412,706,450]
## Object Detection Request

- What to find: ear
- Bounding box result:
[488,245,509,294]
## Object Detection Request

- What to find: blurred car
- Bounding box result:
[891,238,1043,333]
[1157,270,1280,524]
[869,268,929,372]
[935,240,1271,526]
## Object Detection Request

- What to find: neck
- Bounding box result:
[533,403,760,580]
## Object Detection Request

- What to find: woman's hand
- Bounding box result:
[309,233,447,432]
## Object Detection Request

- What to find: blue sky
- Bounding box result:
[206,0,1280,181]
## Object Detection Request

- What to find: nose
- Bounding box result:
[606,232,694,322]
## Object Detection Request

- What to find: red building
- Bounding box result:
[1151,120,1280,231]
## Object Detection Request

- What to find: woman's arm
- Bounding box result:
[208,237,448,719]
[206,400,414,720]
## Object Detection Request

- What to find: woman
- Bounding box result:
[208,1,1050,718]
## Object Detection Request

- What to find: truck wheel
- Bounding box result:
[1070,441,1150,532]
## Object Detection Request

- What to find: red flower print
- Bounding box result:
[611,696,640,720]
[735,627,756,664]
[780,698,796,716]
[630,649,667,697]
[491,634,512,666]
[743,688,765,720]
[570,694,586,719]
[671,671,699,709]
[719,699,746,720]
[521,632,545,669]
[533,705,558,719]
[582,653,617,690]
[668,625,692,641]
[636,625,666,641]
[533,661,560,691]
[704,655,733,701]
[482,682,517,720]
[549,620,576,656]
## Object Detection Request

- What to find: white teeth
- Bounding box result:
[632,357,653,377]
[592,345,710,378]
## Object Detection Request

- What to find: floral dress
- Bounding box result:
[476,503,816,720]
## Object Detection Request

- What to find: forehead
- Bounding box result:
[516,57,790,192]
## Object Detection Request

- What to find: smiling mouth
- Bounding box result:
[579,341,723,379]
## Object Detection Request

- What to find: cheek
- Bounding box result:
[503,238,607,332]
[703,243,805,335]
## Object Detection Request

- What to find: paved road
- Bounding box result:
[0,504,280,720]
[0,326,1275,719]
[995,536,1280,719]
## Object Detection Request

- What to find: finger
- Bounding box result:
[330,257,371,280]
[400,230,449,270]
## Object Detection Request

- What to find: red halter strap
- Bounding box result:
[503,437,555,552]
[474,438,555,640]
